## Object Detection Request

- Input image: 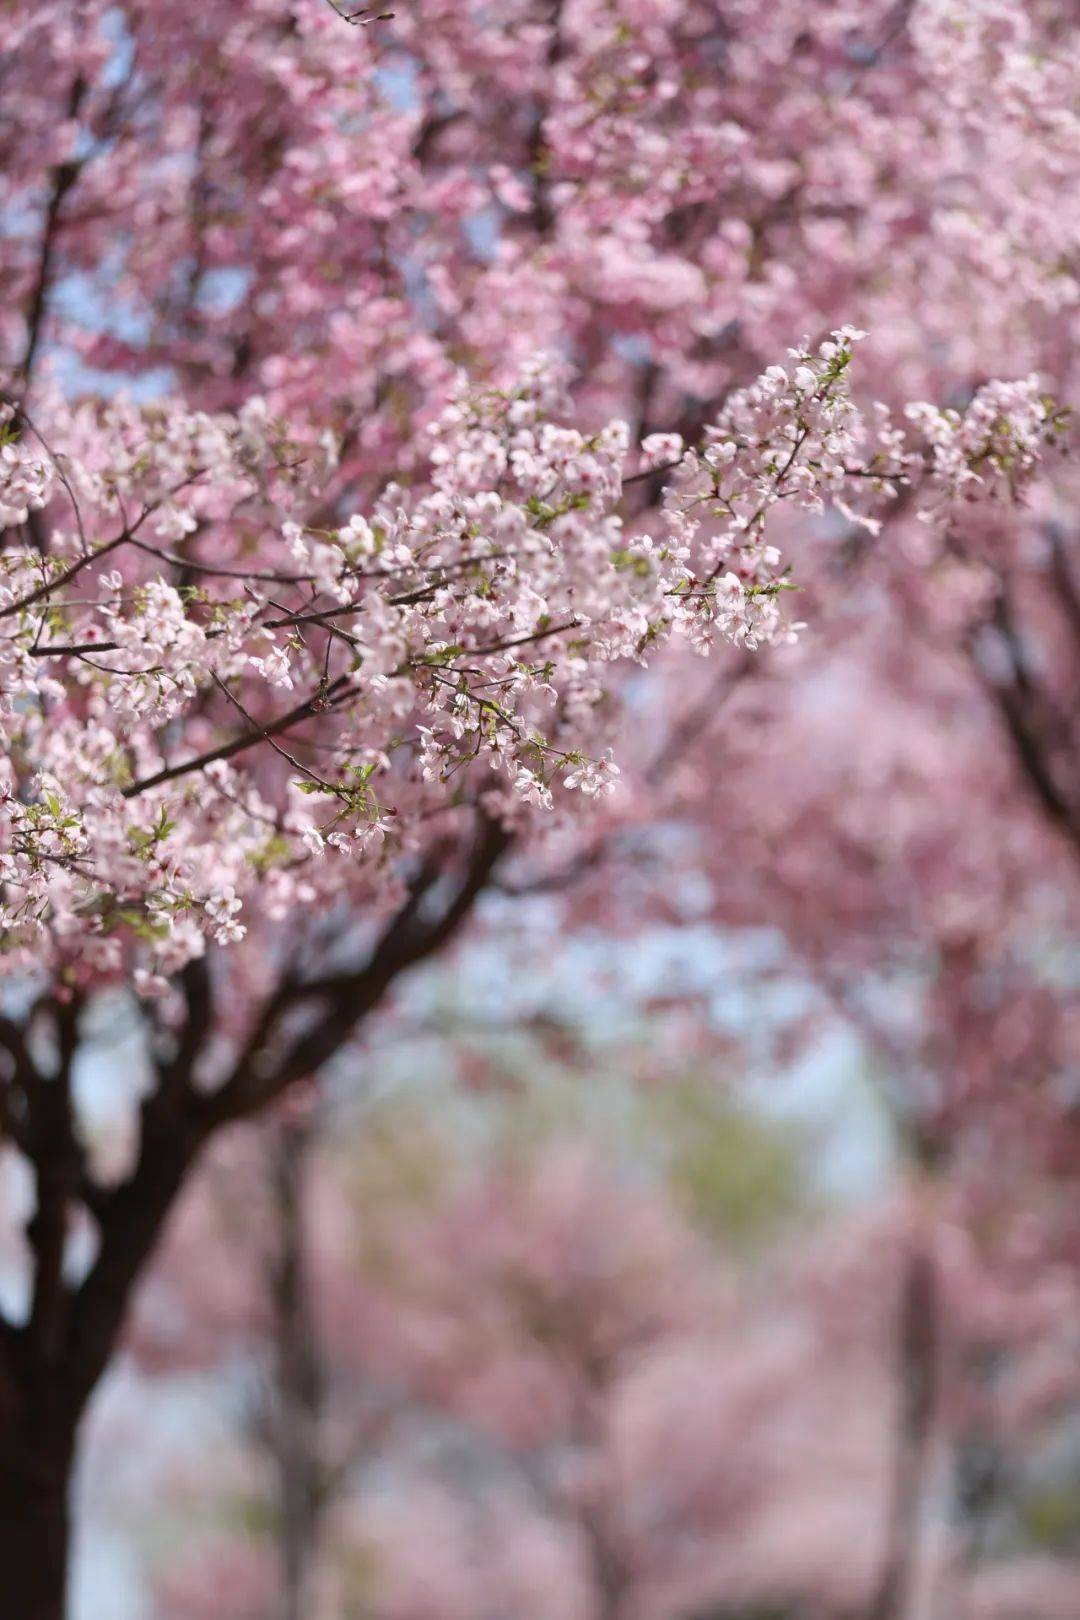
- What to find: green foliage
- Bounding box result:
[127,802,176,855]
[635,1079,813,1247]
[335,1099,459,1279]
[1022,1480,1080,1553]
[339,1538,382,1620]
[329,1013,815,1257]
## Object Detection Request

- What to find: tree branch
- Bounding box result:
[203,811,510,1126]
[979,589,1080,856]
[25,999,82,1365]
[18,76,86,384]
[122,675,352,799]
[64,1080,205,1411]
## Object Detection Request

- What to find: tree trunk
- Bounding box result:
[865,1243,938,1620]
[267,1119,324,1620]
[0,1073,205,1620]
[0,1406,74,1620]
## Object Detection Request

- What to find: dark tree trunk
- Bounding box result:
[267,1120,323,1620]
[0,1405,75,1620]
[865,1244,938,1620]
[0,820,508,1620]
[0,1068,206,1620]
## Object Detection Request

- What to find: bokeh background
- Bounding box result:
[64,908,1080,1620]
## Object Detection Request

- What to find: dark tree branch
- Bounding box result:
[18,77,86,384]
[526,2,565,239]
[59,812,508,1414]
[64,1080,205,1412]
[158,954,214,1099]
[1047,525,1080,648]
[0,1015,38,1416]
[0,1013,38,1146]
[979,588,1080,856]
[412,109,466,165]
[203,812,510,1126]
[25,998,83,1366]
[122,674,353,799]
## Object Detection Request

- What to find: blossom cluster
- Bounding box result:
[0,405,56,527]
[0,353,778,983]
[0,337,1062,988]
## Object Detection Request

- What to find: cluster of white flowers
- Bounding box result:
[0,341,1060,985]
[904,377,1063,514]
[0,405,55,527]
[655,328,869,649]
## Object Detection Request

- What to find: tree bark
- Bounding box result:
[0,814,508,1620]
[0,1404,75,1620]
[267,1120,323,1620]
[865,1243,938,1620]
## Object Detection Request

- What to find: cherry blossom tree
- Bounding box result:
[106,1089,1080,1620]
[0,2,1074,1615]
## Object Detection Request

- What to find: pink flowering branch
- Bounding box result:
[0,338,1061,983]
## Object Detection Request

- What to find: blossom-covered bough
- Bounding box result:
[2,339,1061,985]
